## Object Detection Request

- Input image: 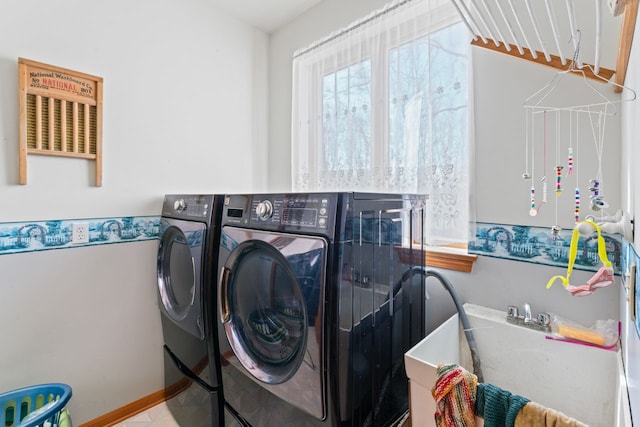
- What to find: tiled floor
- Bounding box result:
[111,381,410,427]
[114,401,409,427]
[112,381,211,427]
[112,401,180,427]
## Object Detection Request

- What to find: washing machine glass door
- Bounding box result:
[158,218,206,339]
[220,237,324,385]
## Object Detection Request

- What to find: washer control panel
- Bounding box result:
[222,193,336,232]
[255,200,274,221]
[250,195,331,229]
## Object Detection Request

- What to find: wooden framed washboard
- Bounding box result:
[18,58,103,186]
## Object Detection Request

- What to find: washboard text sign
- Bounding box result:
[18,58,103,186]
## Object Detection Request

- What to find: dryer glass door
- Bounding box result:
[220,232,326,385]
[158,218,206,339]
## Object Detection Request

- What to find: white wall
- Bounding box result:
[269,1,622,326]
[622,16,640,246]
[0,242,158,423]
[620,6,640,421]
[0,0,268,221]
[0,0,268,423]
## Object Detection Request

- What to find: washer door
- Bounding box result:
[157,218,206,340]
[219,227,327,420]
[220,233,324,384]
[220,239,310,385]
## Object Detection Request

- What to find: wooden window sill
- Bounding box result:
[395,246,478,273]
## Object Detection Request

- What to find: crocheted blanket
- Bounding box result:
[431,363,587,427]
[432,363,477,427]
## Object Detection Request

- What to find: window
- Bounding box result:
[322,60,372,175]
[292,0,472,250]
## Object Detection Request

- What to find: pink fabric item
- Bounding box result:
[565,284,594,297]
[586,266,615,289]
[565,266,615,296]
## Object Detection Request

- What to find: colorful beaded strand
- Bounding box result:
[574,187,580,223]
[530,185,537,216]
[589,179,600,198]
[556,166,563,195]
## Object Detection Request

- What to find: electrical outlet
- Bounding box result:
[72,222,90,244]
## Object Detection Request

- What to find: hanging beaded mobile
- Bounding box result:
[567,147,574,175]
[589,178,609,210]
[574,187,580,223]
[524,108,537,216]
[523,109,531,181]
[554,111,563,196]
[573,111,581,223]
[550,111,562,235]
[530,185,537,216]
[589,178,599,198]
[555,166,563,195]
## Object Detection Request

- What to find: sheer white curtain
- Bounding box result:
[291,0,473,246]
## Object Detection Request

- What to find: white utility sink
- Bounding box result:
[404,304,632,427]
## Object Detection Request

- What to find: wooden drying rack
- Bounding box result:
[461,0,638,92]
[18,58,103,186]
[615,0,639,91]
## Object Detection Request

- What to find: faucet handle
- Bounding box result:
[537,312,551,327]
[507,305,519,318]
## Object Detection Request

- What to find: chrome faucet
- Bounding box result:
[506,303,551,332]
[523,303,533,324]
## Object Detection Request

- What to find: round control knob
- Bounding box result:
[174,199,186,211]
[255,200,273,221]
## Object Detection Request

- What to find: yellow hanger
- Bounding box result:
[546,220,612,290]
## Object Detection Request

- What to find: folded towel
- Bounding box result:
[432,363,477,427]
[514,401,588,427]
[475,382,529,427]
[432,364,587,427]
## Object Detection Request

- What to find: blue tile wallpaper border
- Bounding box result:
[620,241,640,340]
[469,222,624,274]
[0,216,160,255]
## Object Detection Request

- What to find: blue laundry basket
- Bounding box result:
[0,383,72,427]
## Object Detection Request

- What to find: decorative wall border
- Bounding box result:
[620,241,640,339]
[0,216,625,276]
[0,216,160,255]
[469,222,624,274]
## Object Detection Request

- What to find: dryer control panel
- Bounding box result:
[161,194,215,222]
